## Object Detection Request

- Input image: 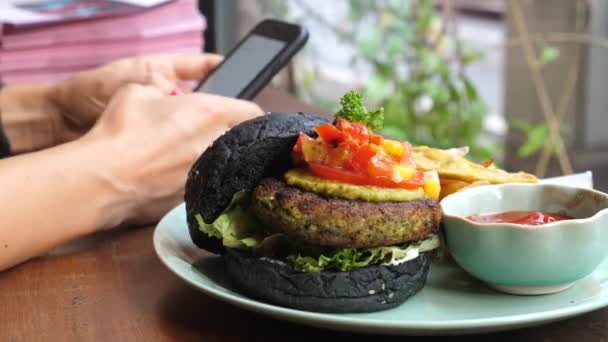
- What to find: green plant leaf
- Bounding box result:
[462,48,483,66]
[300,70,317,90]
[390,20,413,42]
[421,51,441,71]
[436,87,450,104]
[349,0,372,21]
[359,28,382,60]
[463,78,479,100]
[389,0,411,15]
[447,84,460,102]
[518,124,549,157]
[511,118,533,132]
[386,34,406,61]
[538,46,560,66]
[365,74,392,103]
[420,80,440,98]
[378,10,395,30]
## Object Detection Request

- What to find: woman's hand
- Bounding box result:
[0,81,261,270]
[51,54,223,143]
[84,82,263,225]
[0,54,223,153]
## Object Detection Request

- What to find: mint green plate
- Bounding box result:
[153,203,608,335]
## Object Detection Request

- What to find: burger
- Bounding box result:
[184,91,442,313]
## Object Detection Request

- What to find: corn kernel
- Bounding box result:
[424,180,441,200]
[383,140,403,158]
[394,165,416,180]
[423,171,441,200]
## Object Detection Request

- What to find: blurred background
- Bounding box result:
[1,0,607,190]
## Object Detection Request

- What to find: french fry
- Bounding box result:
[412,145,537,200]
[439,178,492,200]
[412,145,537,185]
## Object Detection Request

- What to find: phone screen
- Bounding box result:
[198,34,286,98]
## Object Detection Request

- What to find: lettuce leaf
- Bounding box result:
[194,190,269,249]
[286,235,440,272]
[195,191,440,272]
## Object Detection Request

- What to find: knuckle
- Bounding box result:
[204,110,227,127]
[135,57,157,83]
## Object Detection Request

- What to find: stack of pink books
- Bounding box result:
[0,0,205,85]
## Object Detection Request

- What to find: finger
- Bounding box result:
[198,93,264,127]
[171,54,224,81]
[113,83,165,102]
[148,72,182,96]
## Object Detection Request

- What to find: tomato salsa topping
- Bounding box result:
[467,211,573,226]
[293,118,427,190]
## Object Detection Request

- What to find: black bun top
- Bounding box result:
[184,112,330,252]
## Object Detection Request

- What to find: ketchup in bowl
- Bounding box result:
[467,211,573,226]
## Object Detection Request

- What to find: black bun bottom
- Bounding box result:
[224,249,430,313]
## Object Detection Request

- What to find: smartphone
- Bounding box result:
[194,19,309,100]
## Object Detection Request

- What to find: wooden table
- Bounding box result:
[1,88,607,342]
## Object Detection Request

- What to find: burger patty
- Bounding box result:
[252,177,441,248]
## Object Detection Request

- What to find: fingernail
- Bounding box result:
[169,88,183,96]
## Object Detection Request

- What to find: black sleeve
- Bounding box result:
[0,120,10,158]
[0,85,9,158]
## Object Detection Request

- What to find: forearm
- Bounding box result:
[0,84,62,154]
[0,137,131,271]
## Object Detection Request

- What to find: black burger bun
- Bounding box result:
[185,112,330,254]
[224,249,431,313]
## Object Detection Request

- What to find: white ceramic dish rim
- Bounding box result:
[440,183,608,230]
